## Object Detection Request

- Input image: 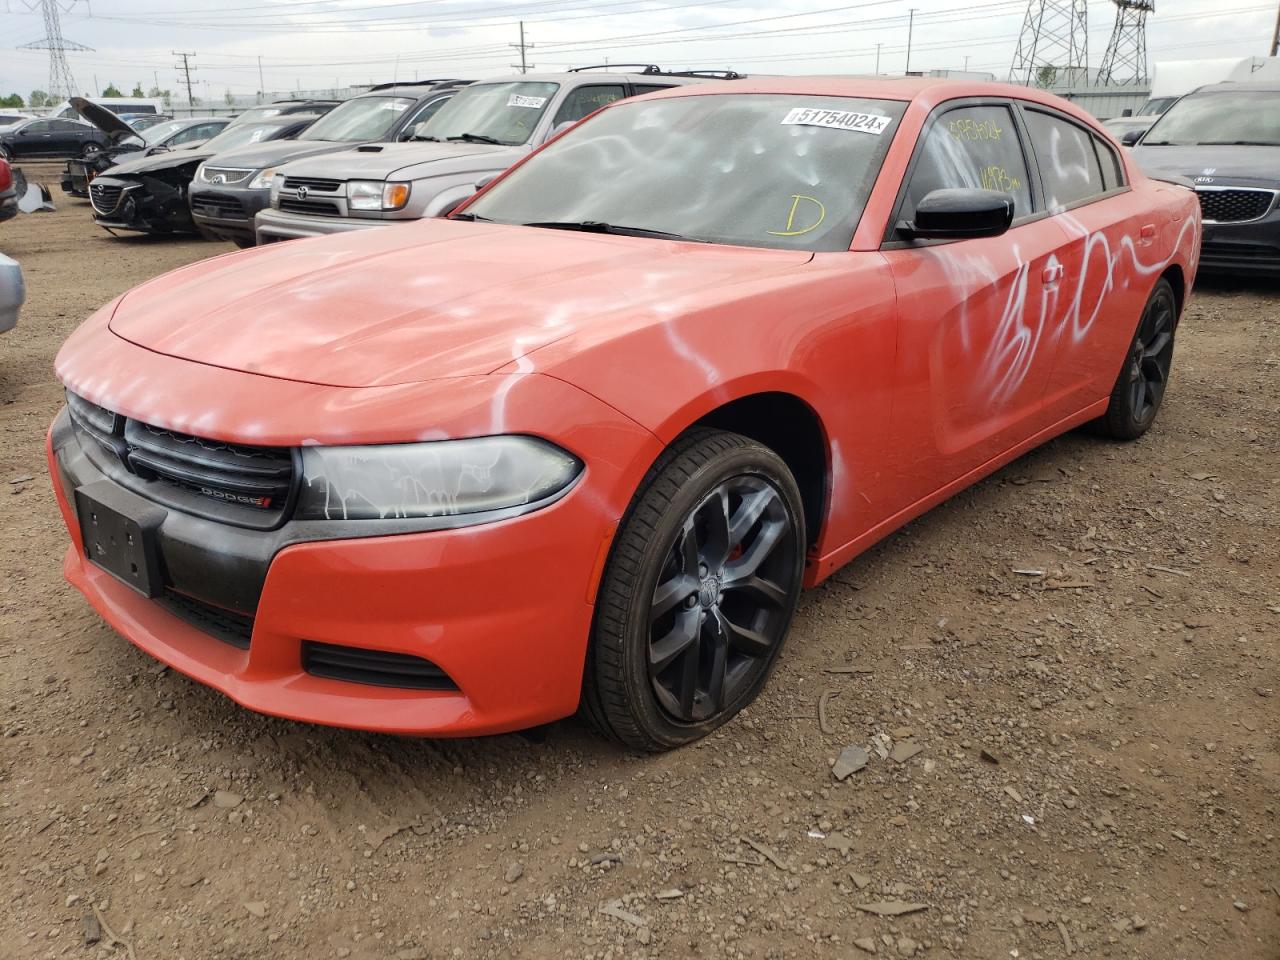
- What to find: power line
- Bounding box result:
[511,20,534,73]
[16,0,92,99]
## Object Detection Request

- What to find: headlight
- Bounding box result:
[347,179,412,212]
[248,166,277,190]
[295,436,581,522]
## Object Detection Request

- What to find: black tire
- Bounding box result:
[1095,277,1177,440]
[582,429,806,752]
[232,237,256,249]
[81,142,102,159]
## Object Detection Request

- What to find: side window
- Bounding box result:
[53,120,81,132]
[1024,110,1106,209]
[903,104,1033,220]
[552,84,626,127]
[25,120,52,133]
[630,84,676,96]
[398,95,450,140]
[1093,134,1125,191]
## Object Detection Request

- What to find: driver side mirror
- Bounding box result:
[901,188,1014,241]
[1120,128,1143,146]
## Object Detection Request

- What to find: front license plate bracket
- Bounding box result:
[74,480,166,598]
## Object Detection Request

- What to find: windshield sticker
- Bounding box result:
[781,107,891,135]
[768,194,827,237]
[508,94,547,109]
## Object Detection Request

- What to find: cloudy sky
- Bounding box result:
[2,0,1275,100]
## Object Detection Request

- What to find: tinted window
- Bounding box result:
[553,84,626,126]
[903,105,1032,218]
[1093,134,1124,191]
[631,84,676,96]
[53,120,83,132]
[467,94,906,252]
[1025,110,1106,209]
[24,120,53,133]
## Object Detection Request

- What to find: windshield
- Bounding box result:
[143,120,190,144]
[418,81,559,145]
[1141,96,1177,116]
[465,94,905,252]
[1142,90,1280,145]
[297,95,413,142]
[199,121,290,153]
[229,106,284,127]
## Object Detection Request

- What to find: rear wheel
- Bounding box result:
[582,429,806,751]
[1095,277,1177,440]
[80,142,102,159]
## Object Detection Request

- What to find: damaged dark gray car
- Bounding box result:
[88,114,321,237]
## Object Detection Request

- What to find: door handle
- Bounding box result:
[1041,263,1064,286]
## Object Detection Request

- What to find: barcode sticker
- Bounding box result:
[508,94,547,108]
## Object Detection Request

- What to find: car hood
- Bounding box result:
[201,139,366,173]
[278,140,522,181]
[1131,144,1280,185]
[103,148,214,177]
[70,97,139,144]
[107,218,814,388]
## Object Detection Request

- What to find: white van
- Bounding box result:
[49,97,164,119]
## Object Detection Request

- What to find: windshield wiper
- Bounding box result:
[449,212,492,222]
[1196,140,1280,146]
[412,134,443,142]
[447,133,503,144]
[1140,140,1172,145]
[521,220,706,242]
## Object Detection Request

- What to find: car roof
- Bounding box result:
[471,71,708,86]
[358,82,467,99]
[1191,81,1280,94]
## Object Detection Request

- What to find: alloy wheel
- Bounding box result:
[647,475,799,723]
[1127,289,1175,423]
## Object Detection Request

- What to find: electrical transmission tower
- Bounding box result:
[17,0,92,100]
[1096,0,1153,86]
[1009,0,1089,87]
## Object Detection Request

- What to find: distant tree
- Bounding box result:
[1035,65,1058,88]
[102,82,124,97]
[146,86,173,107]
[0,93,23,108]
[224,88,235,106]
[28,89,49,108]
[131,83,145,97]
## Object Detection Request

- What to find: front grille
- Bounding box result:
[1196,188,1276,223]
[66,391,297,528]
[89,182,124,215]
[190,193,247,221]
[157,591,254,649]
[124,420,294,512]
[278,197,342,217]
[1201,240,1280,265]
[302,642,459,690]
[198,166,253,186]
[281,176,342,193]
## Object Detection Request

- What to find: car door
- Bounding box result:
[1017,105,1152,419]
[14,120,54,157]
[880,101,1067,510]
[53,119,86,154]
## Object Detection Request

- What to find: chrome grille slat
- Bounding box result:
[1195,187,1277,224]
[89,183,124,215]
[281,176,343,192]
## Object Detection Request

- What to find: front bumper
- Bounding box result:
[189,186,270,245]
[48,408,618,737]
[1199,213,1280,276]
[255,205,387,244]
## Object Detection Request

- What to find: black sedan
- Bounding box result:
[87,114,322,236]
[1131,81,1280,277]
[0,117,111,161]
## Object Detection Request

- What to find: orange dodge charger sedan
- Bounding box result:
[49,77,1200,750]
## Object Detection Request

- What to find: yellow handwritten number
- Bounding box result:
[768,194,826,237]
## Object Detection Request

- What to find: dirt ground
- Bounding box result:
[1,161,1277,960]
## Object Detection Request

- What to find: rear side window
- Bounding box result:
[1024,110,1106,210]
[902,104,1033,219]
[1093,134,1125,191]
[631,84,676,96]
[553,84,626,126]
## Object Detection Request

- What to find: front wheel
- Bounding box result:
[81,142,102,159]
[1095,277,1177,440]
[582,429,806,751]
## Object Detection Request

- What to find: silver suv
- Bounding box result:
[255,67,738,244]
